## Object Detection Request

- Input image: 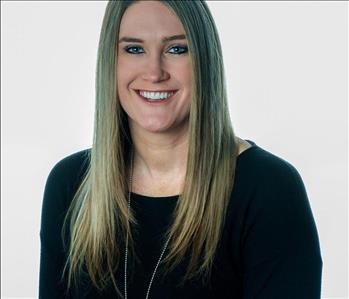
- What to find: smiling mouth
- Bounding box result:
[134,89,178,103]
[135,89,178,93]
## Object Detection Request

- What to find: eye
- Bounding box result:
[168,45,188,54]
[123,45,188,55]
[124,46,144,54]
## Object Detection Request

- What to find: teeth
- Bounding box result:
[139,90,174,100]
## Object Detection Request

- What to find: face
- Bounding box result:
[117,1,193,134]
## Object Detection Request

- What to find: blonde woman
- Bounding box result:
[39,1,323,298]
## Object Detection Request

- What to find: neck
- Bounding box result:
[129,122,189,180]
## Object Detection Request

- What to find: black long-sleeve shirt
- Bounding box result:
[39,139,323,298]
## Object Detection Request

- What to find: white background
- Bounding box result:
[1,1,347,298]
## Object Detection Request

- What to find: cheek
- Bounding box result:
[181,63,193,87]
[184,71,193,97]
[116,70,132,92]
[116,58,133,86]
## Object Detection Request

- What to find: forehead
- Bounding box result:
[119,1,185,38]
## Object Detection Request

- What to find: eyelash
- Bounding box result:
[123,44,188,55]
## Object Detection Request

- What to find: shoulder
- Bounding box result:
[47,148,91,183]
[239,146,316,246]
[257,147,305,193]
[41,148,91,247]
[235,143,310,215]
[238,143,304,188]
[44,148,91,206]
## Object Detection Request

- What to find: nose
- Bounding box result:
[141,53,169,82]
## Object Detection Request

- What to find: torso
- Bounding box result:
[131,137,252,197]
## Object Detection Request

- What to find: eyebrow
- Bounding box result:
[118,34,186,44]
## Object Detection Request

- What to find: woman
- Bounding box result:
[39,1,323,298]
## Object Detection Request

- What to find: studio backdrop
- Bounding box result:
[1,1,347,298]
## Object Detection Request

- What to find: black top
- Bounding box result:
[39,140,323,299]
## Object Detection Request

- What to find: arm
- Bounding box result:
[242,162,323,299]
[39,162,71,299]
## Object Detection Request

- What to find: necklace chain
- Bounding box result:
[124,147,171,299]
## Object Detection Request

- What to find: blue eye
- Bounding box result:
[168,46,188,54]
[124,45,188,55]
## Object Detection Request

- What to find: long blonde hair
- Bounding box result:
[61,1,239,297]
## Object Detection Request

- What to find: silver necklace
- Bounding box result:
[124,147,171,299]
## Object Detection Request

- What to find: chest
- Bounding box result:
[131,173,185,197]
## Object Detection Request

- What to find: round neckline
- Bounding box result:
[131,191,179,200]
[131,139,258,200]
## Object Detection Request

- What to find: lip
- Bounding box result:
[134,89,178,105]
[136,89,178,93]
